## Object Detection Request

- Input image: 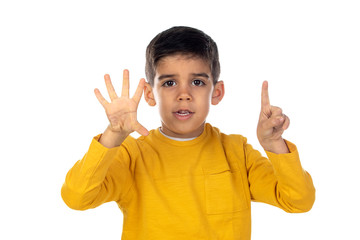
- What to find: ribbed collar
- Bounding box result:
[150,123,211,147]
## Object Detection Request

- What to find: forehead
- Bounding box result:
[156,54,211,74]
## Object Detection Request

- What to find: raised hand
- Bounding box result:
[256,81,290,153]
[94,69,149,137]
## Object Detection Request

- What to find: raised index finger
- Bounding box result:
[261,80,271,110]
[132,78,145,103]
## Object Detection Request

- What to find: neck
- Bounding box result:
[159,128,198,141]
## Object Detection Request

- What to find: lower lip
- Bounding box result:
[173,112,194,120]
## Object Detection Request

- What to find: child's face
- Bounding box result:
[145,54,224,138]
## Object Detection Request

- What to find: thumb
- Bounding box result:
[134,122,149,136]
[262,115,285,130]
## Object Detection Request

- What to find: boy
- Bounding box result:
[61,26,315,240]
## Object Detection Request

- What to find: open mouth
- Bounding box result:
[173,109,194,120]
[175,110,193,116]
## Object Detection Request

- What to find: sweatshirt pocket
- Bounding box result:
[205,170,248,214]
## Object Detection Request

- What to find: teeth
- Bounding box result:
[177,110,190,115]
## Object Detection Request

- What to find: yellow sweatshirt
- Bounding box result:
[61,123,315,240]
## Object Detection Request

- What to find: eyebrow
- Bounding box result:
[158,74,177,81]
[158,73,210,81]
[192,73,210,79]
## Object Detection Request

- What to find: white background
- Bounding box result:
[1,0,359,239]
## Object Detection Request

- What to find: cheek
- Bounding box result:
[204,90,213,103]
[197,93,211,112]
[155,92,172,112]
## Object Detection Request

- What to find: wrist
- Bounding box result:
[260,138,290,154]
[99,125,129,148]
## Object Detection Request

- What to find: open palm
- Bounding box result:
[94,69,149,136]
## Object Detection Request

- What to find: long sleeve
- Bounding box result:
[61,135,135,210]
[245,139,315,213]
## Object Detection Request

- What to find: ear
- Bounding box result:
[144,82,156,106]
[211,81,225,105]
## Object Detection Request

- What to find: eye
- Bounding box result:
[162,80,176,87]
[192,79,205,86]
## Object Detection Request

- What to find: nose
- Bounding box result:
[177,94,192,101]
[177,85,192,101]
